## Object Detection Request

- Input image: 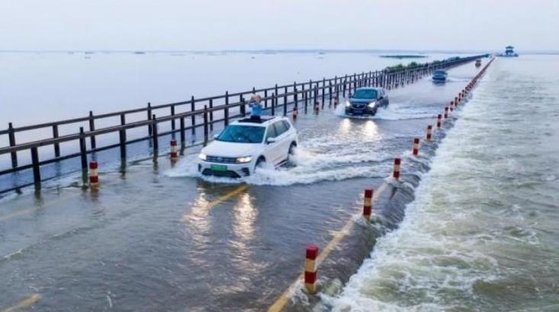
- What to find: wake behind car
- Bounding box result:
[345,87,389,116]
[198,116,298,178]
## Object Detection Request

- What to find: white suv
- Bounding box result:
[198,116,298,178]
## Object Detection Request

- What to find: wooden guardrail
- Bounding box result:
[0,54,488,193]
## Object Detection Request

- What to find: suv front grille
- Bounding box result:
[206,156,237,164]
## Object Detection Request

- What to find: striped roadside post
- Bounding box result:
[89,161,99,188]
[304,245,319,294]
[363,189,373,221]
[426,125,433,141]
[412,138,420,156]
[170,139,178,161]
[393,157,401,180]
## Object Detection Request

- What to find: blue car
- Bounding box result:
[345,87,389,116]
[432,70,448,83]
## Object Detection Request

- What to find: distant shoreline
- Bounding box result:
[0,49,557,55]
[380,55,428,59]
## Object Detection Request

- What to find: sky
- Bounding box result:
[0,0,557,52]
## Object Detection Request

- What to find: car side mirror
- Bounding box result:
[378,96,383,100]
[266,137,277,144]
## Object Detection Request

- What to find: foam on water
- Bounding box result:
[328,57,559,311]
[334,98,437,121]
[164,140,392,186]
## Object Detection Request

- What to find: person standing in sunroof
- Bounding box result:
[248,94,263,121]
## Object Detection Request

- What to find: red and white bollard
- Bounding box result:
[426,125,433,141]
[436,114,442,129]
[393,157,401,180]
[363,189,373,221]
[444,107,449,119]
[304,245,319,294]
[292,107,299,121]
[333,96,339,108]
[170,139,178,161]
[412,138,420,156]
[89,161,99,188]
[314,102,320,115]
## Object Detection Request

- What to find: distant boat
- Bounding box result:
[133,51,146,55]
[497,45,519,57]
[432,69,448,83]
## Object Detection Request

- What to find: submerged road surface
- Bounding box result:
[0,63,481,311]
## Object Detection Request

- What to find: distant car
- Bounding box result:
[432,69,448,83]
[198,116,298,178]
[344,87,389,116]
[475,59,482,67]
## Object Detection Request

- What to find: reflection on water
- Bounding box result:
[232,193,257,242]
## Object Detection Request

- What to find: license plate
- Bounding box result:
[210,164,227,171]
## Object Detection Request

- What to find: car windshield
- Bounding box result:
[352,89,378,100]
[216,125,265,144]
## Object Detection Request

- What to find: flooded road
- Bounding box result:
[0,62,480,311]
[330,56,559,311]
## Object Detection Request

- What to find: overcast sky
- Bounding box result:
[1,0,557,52]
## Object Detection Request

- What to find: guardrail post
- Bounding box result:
[88,110,96,150]
[147,102,152,137]
[302,89,308,114]
[293,82,297,106]
[31,146,41,190]
[343,75,347,96]
[328,81,332,107]
[180,116,186,155]
[313,87,318,107]
[191,96,196,136]
[52,124,60,158]
[209,98,214,131]
[302,82,307,111]
[264,89,268,108]
[119,113,126,165]
[170,104,176,138]
[79,127,88,186]
[203,105,209,146]
[224,91,229,126]
[271,93,276,116]
[294,87,298,109]
[321,78,326,106]
[334,76,339,99]
[283,87,288,117]
[8,122,17,169]
[152,114,159,159]
[240,97,246,117]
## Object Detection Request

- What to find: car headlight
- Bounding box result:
[368,102,377,108]
[345,101,351,107]
[236,156,252,163]
[198,153,207,161]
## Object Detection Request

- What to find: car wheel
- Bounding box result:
[254,156,266,172]
[288,142,297,155]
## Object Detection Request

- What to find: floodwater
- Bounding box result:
[328,56,559,311]
[1,52,556,311]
